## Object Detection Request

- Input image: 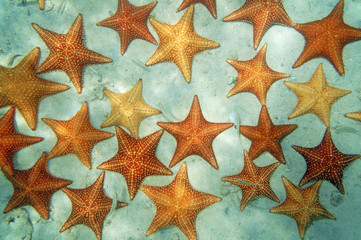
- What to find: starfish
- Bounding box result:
[1,152,72,220]
[284,63,351,127]
[140,162,221,240]
[292,0,361,75]
[97,126,172,200]
[157,95,233,169]
[292,128,360,194]
[97,0,157,55]
[39,0,45,10]
[223,0,294,49]
[178,0,217,19]
[270,177,335,239]
[239,105,297,164]
[226,44,290,105]
[42,102,114,170]
[60,172,128,240]
[101,79,161,139]
[345,111,361,122]
[32,14,112,94]
[0,47,69,130]
[221,150,280,210]
[146,5,220,83]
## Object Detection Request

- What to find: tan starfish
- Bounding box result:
[39,0,45,10]
[345,111,361,121]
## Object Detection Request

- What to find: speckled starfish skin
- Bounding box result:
[292,0,361,75]
[345,111,361,121]
[178,0,217,19]
[146,5,220,83]
[97,0,157,55]
[270,177,335,239]
[32,14,112,94]
[140,162,221,240]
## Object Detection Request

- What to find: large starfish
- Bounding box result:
[146,5,220,83]
[270,177,335,239]
[226,44,290,105]
[60,172,128,240]
[140,162,221,240]
[284,63,351,127]
[239,105,297,164]
[0,47,69,130]
[293,128,360,194]
[101,79,161,139]
[97,0,157,55]
[157,95,233,169]
[1,152,72,220]
[223,0,294,49]
[345,111,361,122]
[32,14,112,94]
[221,150,280,210]
[292,0,361,75]
[97,126,172,200]
[42,102,114,170]
[178,0,217,19]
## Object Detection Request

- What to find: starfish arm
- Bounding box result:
[114,126,137,156]
[173,51,193,83]
[157,122,188,137]
[36,54,62,73]
[67,14,84,44]
[176,212,197,240]
[345,111,361,121]
[17,47,41,71]
[240,189,257,210]
[31,24,63,51]
[145,206,174,236]
[39,0,45,10]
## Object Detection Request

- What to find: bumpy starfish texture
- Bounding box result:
[292,0,361,75]
[270,177,335,239]
[1,152,72,220]
[178,0,217,19]
[221,150,280,210]
[0,47,69,130]
[293,128,360,194]
[60,172,127,240]
[223,0,294,49]
[345,111,361,122]
[284,63,351,127]
[140,162,221,240]
[146,5,220,83]
[226,44,290,105]
[157,95,233,169]
[239,106,297,164]
[97,126,172,200]
[32,14,112,94]
[101,79,161,139]
[42,102,114,170]
[97,0,157,55]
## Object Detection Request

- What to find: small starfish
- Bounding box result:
[221,150,280,210]
[97,126,172,200]
[226,44,290,105]
[146,5,220,83]
[140,162,221,240]
[97,0,157,55]
[345,111,361,122]
[178,0,217,19]
[270,177,335,239]
[293,128,360,194]
[42,102,114,170]
[32,14,112,94]
[101,79,161,139]
[223,0,294,49]
[39,0,45,10]
[284,63,351,127]
[157,95,233,169]
[60,172,127,240]
[239,105,297,164]
[2,152,72,220]
[292,0,361,75]
[0,47,69,130]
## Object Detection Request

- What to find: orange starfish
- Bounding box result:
[146,5,220,83]
[221,150,280,210]
[0,47,69,130]
[178,0,217,19]
[97,126,172,200]
[157,95,233,169]
[140,162,221,240]
[60,172,127,240]
[1,152,72,220]
[42,102,114,170]
[239,105,297,164]
[270,177,335,239]
[226,44,290,105]
[97,0,157,55]
[293,128,360,194]
[32,14,112,93]
[223,0,294,49]
[292,0,361,75]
